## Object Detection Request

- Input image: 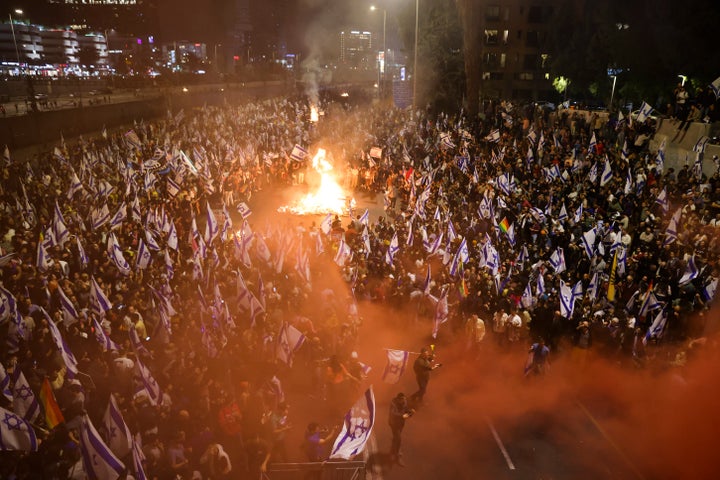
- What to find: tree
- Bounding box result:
[454,0,482,117]
[397,0,464,114]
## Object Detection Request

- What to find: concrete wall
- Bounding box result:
[0,80,289,151]
[648,118,720,177]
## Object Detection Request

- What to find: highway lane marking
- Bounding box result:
[485,416,516,470]
[576,401,645,480]
[365,432,383,480]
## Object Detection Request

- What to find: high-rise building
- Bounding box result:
[479,0,556,100]
[9,0,159,36]
[340,30,373,69]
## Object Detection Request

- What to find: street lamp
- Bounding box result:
[609,75,617,108]
[412,0,419,111]
[370,6,386,96]
[678,74,687,87]
[9,9,23,76]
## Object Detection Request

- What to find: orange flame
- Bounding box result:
[279,148,348,215]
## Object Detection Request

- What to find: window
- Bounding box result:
[523,54,539,70]
[500,53,506,68]
[485,30,499,45]
[502,30,509,45]
[486,5,500,21]
[526,31,539,47]
[528,6,543,23]
[483,52,499,67]
[518,72,534,81]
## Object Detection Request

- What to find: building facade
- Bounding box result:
[340,30,373,69]
[479,0,556,100]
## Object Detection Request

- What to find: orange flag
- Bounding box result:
[39,377,64,429]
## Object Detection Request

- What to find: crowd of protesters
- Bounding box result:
[0,88,718,480]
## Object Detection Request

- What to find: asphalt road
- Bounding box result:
[243,184,649,480]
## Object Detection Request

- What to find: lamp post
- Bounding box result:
[609,74,617,108]
[370,6,386,97]
[214,43,222,73]
[412,0,419,111]
[9,9,23,76]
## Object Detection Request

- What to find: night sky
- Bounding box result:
[156,0,388,52]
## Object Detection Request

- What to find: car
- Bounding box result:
[533,100,556,111]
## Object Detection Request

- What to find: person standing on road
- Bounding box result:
[388,392,414,466]
[524,338,550,377]
[411,347,441,405]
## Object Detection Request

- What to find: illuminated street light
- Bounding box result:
[678,74,687,87]
[9,8,24,76]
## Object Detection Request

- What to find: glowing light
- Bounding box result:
[278,148,350,215]
[310,104,319,123]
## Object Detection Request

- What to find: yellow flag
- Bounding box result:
[607,249,618,302]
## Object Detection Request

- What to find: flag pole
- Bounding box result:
[384,348,422,355]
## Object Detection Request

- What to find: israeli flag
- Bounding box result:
[359,209,369,226]
[57,286,79,322]
[701,278,718,302]
[587,272,599,302]
[385,233,399,265]
[107,233,130,276]
[582,228,597,259]
[334,236,353,267]
[92,317,118,352]
[521,282,534,308]
[424,232,443,255]
[663,208,682,246]
[330,387,376,460]
[103,394,133,458]
[167,221,178,250]
[11,368,40,423]
[600,158,613,186]
[320,213,333,235]
[134,358,162,406]
[90,276,113,316]
[678,256,699,286]
[655,188,669,214]
[549,247,566,274]
[574,204,583,223]
[290,144,308,162]
[109,203,127,230]
[485,129,501,143]
[382,349,409,385]
[643,309,667,345]
[80,414,125,480]
[276,322,306,366]
[135,238,152,270]
[537,273,545,295]
[559,280,575,318]
[711,76,720,99]
[0,405,38,451]
[236,202,252,219]
[42,308,78,377]
[588,132,597,153]
[636,101,653,123]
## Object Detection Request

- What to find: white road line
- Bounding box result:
[576,401,645,480]
[486,416,516,470]
[365,432,383,480]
